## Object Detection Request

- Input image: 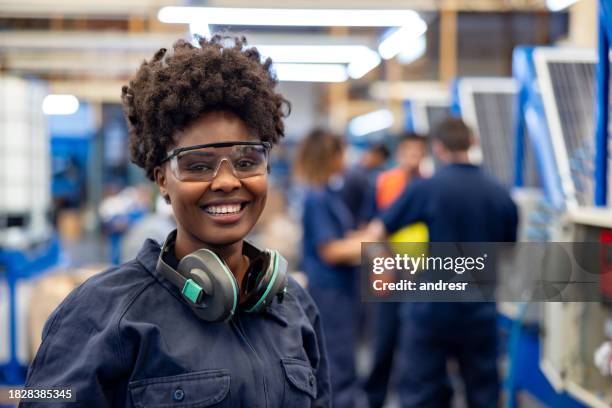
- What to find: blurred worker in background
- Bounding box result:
[337,143,389,229]
[376,133,427,209]
[364,132,429,408]
[295,129,375,408]
[361,143,390,185]
[120,194,175,262]
[369,118,518,408]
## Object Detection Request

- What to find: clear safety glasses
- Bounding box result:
[161,141,271,182]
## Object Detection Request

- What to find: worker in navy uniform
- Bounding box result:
[364,132,429,408]
[369,118,518,408]
[295,129,375,408]
[22,36,330,407]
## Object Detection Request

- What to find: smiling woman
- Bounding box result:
[22,35,331,408]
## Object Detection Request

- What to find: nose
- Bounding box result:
[209,159,241,193]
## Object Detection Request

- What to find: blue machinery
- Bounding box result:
[445,4,612,402]
[507,0,612,405]
[0,238,60,385]
[451,72,582,405]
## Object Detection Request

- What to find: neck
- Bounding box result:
[402,167,419,177]
[174,229,250,287]
[446,151,471,164]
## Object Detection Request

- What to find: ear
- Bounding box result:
[154,166,170,203]
[432,140,446,162]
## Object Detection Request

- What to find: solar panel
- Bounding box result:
[426,105,451,135]
[522,128,541,188]
[410,100,451,135]
[458,78,541,188]
[534,48,611,208]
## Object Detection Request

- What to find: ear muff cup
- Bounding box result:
[178,249,239,323]
[241,249,288,313]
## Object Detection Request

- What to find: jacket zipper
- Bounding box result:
[231,314,269,407]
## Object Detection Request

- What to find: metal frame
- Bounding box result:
[402,85,450,135]
[408,98,450,135]
[457,77,519,186]
[0,237,60,385]
[512,46,564,209]
[533,47,599,209]
[457,77,518,141]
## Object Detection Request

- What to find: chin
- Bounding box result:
[206,235,245,247]
[200,226,253,247]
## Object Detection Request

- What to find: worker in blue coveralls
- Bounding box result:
[22,36,330,407]
[369,118,518,408]
[295,129,376,408]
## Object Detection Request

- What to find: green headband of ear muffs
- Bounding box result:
[156,230,288,323]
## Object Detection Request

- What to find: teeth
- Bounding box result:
[204,203,242,215]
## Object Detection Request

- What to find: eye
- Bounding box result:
[235,159,256,169]
[186,162,213,172]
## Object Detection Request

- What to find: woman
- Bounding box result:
[295,129,374,408]
[23,36,330,407]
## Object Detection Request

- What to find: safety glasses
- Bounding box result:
[161,141,271,182]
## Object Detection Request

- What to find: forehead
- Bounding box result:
[174,111,257,148]
[399,139,426,149]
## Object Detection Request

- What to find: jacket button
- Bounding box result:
[173,388,185,402]
[308,374,315,386]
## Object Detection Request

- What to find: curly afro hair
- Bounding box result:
[121,35,291,180]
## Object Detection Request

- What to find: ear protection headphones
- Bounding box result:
[156,230,288,323]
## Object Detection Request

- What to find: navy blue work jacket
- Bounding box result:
[300,186,357,293]
[21,239,331,407]
[381,163,518,243]
[380,163,518,327]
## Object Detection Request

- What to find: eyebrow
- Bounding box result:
[183,150,216,157]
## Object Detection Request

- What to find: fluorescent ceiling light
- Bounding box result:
[159,7,424,27]
[42,94,79,115]
[546,0,579,11]
[378,22,427,60]
[397,35,427,64]
[256,45,380,79]
[349,109,394,136]
[158,7,427,79]
[272,63,348,82]
[347,52,381,79]
[189,21,211,44]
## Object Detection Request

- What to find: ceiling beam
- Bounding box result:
[0,30,376,52]
[370,81,450,101]
[0,0,550,19]
[50,79,128,103]
[0,0,175,19]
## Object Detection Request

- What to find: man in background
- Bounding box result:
[370,118,518,408]
[338,143,390,228]
[364,133,428,408]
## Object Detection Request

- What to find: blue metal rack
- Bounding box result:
[403,100,415,132]
[506,47,588,407]
[595,0,612,206]
[0,237,60,385]
[512,46,565,210]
